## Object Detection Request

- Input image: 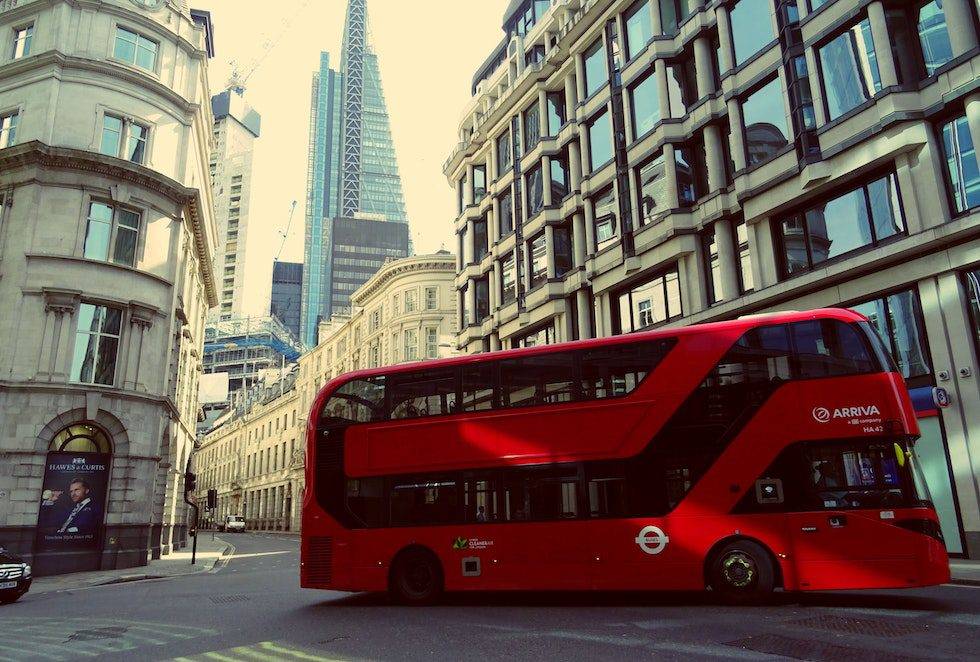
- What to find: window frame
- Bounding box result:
[936,111,980,217]
[0,109,20,149]
[69,302,123,387]
[99,111,150,164]
[815,15,882,123]
[112,25,159,73]
[11,23,34,60]
[82,200,143,268]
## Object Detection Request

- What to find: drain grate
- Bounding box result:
[791,614,927,637]
[65,626,128,642]
[209,594,251,605]
[726,634,921,662]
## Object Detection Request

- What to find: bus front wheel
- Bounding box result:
[708,539,775,602]
[389,548,443,605]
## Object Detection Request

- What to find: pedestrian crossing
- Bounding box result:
[0,617,216,661]
[172,641,340,661]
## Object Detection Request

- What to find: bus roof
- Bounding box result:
[309,307,867,414]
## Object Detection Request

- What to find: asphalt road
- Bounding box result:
[1,533,977,661]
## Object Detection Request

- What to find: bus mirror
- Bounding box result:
[755,478,783,504]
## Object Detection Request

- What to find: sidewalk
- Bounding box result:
[950,559,980,586]
[28,534,234,596]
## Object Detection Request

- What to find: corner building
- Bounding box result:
[444,0,980,557]
[0,0,218,573]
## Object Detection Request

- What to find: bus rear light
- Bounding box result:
[894,519,944,544]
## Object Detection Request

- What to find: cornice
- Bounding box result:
[351,255,456,305]
[1,141,218,305]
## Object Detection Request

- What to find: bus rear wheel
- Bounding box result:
[390,548,443,605]
[708,540,775,602]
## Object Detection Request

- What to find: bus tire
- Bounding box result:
[389,547,443,605]
[708,539,775,602]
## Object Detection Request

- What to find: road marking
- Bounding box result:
[175,642,339,661]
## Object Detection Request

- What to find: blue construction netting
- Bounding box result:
[204,335,301,362]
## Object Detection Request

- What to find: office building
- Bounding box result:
[0,0,218,573]
[271,261,304,341]
[209,88,261,321]
[444,0,980,557]
[301,0,409,346]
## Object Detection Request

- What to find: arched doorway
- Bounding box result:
[34,423,113,575]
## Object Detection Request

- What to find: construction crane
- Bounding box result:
[226,0,314,92]
[274,200,298,264]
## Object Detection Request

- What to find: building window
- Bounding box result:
[425,327,439,359]
[914,0,953,76]
[964,269,980,357]
[12,24,33,59]
[741,76,790,167]
[587,109,613,172]
[939,114,980,214]
[526,163,544,217]
[731,0,775,67]
[674,140,707,206]
[546,91,566,135]
[474,214,489,261]
[818,18,882,121]
[114,27,158,71]
[501,253,517,305]
[528,233,547,289]
[624,0,652,61]
[496,131,511,174]
[513,323,556,348]
[100,114,148,164]
[405,289,418,313]
[583,38,607,98]
[83,202,141,267]
[629,69,661,139]
[472,165,486,204]
[555,224,573,277]
[404,329,418,361]
[635,151,667,225]
[392,294,401,316]
[524,102,541,152]
[735,219,753,293]
[550,150,569,202]
[70,304,122,386]
[666,53,698,117]
[615,265,682,333]
[457,176,465,215]
[702,226,722,305]
[593,187,617,250]
[499,189,514,236]
[475,275,490,320]
[777,171,905,277]
[425,286,438,310]
[660,0,695,34]
[0,111,18,148]
[850,289,931,381]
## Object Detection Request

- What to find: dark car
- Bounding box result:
[0,546,32,604]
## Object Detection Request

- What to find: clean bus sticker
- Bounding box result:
[635,525,669,555]
[812,404,883,433]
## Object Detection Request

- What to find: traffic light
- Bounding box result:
[207,488,217,510]
[184,471,197,493]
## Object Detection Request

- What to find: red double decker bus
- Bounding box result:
[301,309,949,603]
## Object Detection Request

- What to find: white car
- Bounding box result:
[222,515,246,533]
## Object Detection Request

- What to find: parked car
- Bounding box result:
[222,515,246,533]
[0,546,31,604]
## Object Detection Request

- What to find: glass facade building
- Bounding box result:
[301,0,409,346]
[271,261,304,342]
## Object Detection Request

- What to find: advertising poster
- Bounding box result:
[35,452,110,551]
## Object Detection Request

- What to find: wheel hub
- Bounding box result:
[722,552,756,588]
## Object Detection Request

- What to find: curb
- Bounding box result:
[949,578,980,587]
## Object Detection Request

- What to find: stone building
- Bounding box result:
[444,0,980,556]
[0,0,218,574]
[194,252,458,532]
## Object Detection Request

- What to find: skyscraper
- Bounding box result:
[209,87,261,321]
[270,261,304,341]
[301,0,408,346]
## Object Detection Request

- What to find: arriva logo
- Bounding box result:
[813,405,881,422]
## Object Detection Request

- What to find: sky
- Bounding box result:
[200,0,507,316]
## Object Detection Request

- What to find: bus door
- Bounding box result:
[787,440,921,590]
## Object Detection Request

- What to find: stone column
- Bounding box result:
[584,201,596,257]
[491,195,501,244]
[574,53,586,104]
[693,36,715,99]
[714,220,740,301]
[663,143,680,209]
[649,0,662,35]
[568,139,583,190]
[490,333,501,351]
[466,217,476,265]
[964,93,980,170]
[804,48,828,128]
[545,225,557,279]
[465,162,475,206]
[576,288,592,339]
[578,125,592,177]
[564,73,578,120]
[538,88,549,137]
[542,155,553,207]
[715,4,735,76]
[727,99,747,172]
[867,2,899,88]
[943,0,979,55]
[655,60,671,120]
[466,278,477,324]
[572,212,587,267]
[704,124,726,193]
